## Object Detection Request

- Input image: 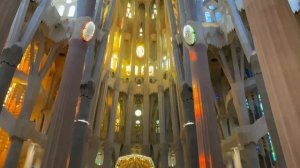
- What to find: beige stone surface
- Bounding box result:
[245,0,300,167]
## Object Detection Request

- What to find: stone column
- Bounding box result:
[4,75,42,168]
[181,0,223,167]
[41,0,96,167]
[89,0,115,126]
[69,81,95,168]
[123,87,134,155]
[244,0,300,167]
[7,0,30,47]
[232,147,242,168]
[180,84,199,168]
[251,55,286,167]
[142,3,150,156]
[219,44,260,167]
[93,74,109,137]
[0,45,23,113]
[23,143,37,168]
[165,0,184,82]
[102,82,120,168]
[102,30,125,167]
[158,85,168,168]
[142,89,150,155]
[227,0,254,60]
[0,0,21,51]
[169,81,184,168]
[4,43,58,168]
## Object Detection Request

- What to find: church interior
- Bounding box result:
[0,0,300,167]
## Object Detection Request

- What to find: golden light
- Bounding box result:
[135,109,142,117]
[126,65,131,76]
[141,66,145,76]
[110,54,118,71]
[136,45,144,58]
[149,65,154,76]
[135,65,139,75]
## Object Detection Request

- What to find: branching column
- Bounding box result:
[218,41,259,167]
[41,0,96,167]
[0,0,51,113]
[4,41,58,168]
[244,0,300,167]
[0,0,21,51]
[227,0,254,60]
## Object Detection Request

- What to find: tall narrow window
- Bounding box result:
[139,27,143,37]
[68,6,76,17]
[126,3,132,18]
[152,4,157,19]
[155,120,160,133]
[57,5,65,16]
[205,12,213,23]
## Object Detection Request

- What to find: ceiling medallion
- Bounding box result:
[183,24,197,46]
[81,21,96,42]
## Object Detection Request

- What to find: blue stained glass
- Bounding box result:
[205,12,213,23]
[215,12,223,23]
[208,5,216,10]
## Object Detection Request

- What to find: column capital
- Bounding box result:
[158,85,164,92]
[0,45,23,67]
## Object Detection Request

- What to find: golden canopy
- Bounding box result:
[115,154,155,168]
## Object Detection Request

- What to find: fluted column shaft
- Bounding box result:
[158,85,168,168]
[250,55,286,167]
[169,82,184,168]
[123,89,134,154]
[244,0,300,167]
[102,84,120,168]
[69,81,95,168]
[102,29,125,167]
[181,0,223,167]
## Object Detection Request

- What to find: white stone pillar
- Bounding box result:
[232,147,242,168]
[123,85,134,155]
[158,85,168,168]
[23,143,36,168]
[102,82,120,168]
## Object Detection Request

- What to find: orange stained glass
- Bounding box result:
[17,44,32,75]
[0,82,25,167]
